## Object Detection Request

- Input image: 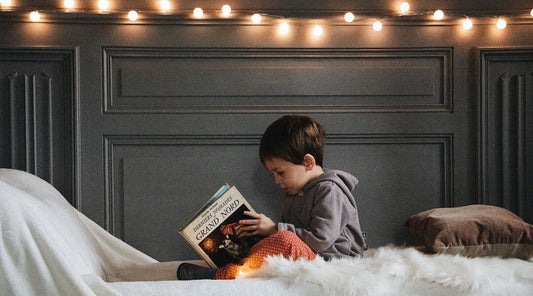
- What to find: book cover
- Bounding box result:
[179,184,260,269]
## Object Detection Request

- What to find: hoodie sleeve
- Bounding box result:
[277,181,352,253]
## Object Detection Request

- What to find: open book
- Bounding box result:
[179,184,260,269]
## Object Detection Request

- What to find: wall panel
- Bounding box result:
[478,48,533,223]
[104,47,452,113]
[0,48,78,204]
[105,133,452,260]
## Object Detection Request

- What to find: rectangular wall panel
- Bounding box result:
[105,134,452,261]
[0,48,78,205]
[478,48,533,223]
[103,47,452,113]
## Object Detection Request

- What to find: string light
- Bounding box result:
[279,20,289,34]
[193,7,203,18]
[97,0,109,11]
[159,0,170,12]
[29,10,40,22]
[128,10,138,21]
[221,4,231,17]
[312,24,323,36]
[0,2,530,30]
[433,10,444,20]
[251,13,261,24]
[462,18,473,30]
[399,2,410,14]
[344,12,355,23]
[372,20,383,31]
[496,17,507,29]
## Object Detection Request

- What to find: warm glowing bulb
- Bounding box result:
[496,18,507,29]
[251,13,261,24]
[98,0,109,11]
[372,21,383,31]
[531,8,533,17]
[160,0,170,11]
[221,4,231,16]
[433,10,444,20]
[64,0,75,9]
[462,18,473,30]
[128,10,138,21]
[0,0,11,7]
[312,24,323,36]
[400,2,410,14]
[29,11,40,22]
[193,7,203,18]
[279,21,289,34]
[344,12,355,23]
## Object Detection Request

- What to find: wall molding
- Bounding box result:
[0,47,80,207]
[103,47,453,114]
[103,133,453,235]
[477,47,533,220]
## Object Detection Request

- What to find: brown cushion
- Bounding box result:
[405,205,533,259]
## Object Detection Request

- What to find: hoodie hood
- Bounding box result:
[303,169,359,207]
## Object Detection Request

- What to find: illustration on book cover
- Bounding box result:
[180,184,260,268]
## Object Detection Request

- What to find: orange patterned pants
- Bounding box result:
[215,230,316,279]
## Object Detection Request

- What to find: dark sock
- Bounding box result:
[177,263,216,280]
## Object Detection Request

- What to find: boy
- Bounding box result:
[178,115,366,280]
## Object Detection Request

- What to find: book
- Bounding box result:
[179,184,260,269]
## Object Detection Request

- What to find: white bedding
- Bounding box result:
[1,168,532,296]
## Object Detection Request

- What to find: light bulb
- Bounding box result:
[531,8,533,17]
[344,12,355,23]
[192,7,204,18]
[400,2,410,14]
[279,21,289,34]
[251,13,261,24]
[0,0,11,7]
[29,11,40,22]
[160,0,170,12]
[64,0,75,9]
[462,18,473,30]
[372,20,383,31]
[128,10,138,21]
[312,24,323,36]
[193,7,203,18]
[433,10,444,20]
[221,4,231,16]
[98,0,109,11]
[496,18,506,29]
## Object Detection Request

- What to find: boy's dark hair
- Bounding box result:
[259,115,325,166]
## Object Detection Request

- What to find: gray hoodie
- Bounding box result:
[277,169,366,259]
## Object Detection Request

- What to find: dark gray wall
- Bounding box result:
[1,1,532,261]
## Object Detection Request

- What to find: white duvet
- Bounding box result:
[1,168,532,296]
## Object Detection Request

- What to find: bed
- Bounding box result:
[1,168,532,296]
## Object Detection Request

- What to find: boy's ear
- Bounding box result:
[303,154,316,171]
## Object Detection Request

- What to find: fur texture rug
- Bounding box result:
[247,246,533,296]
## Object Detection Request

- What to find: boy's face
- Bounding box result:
[263,157,310,196]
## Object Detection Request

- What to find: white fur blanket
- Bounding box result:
[248,247,533,296]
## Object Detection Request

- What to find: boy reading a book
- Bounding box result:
[178,115,367,280]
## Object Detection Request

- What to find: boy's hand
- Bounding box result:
[237,211,277,237]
